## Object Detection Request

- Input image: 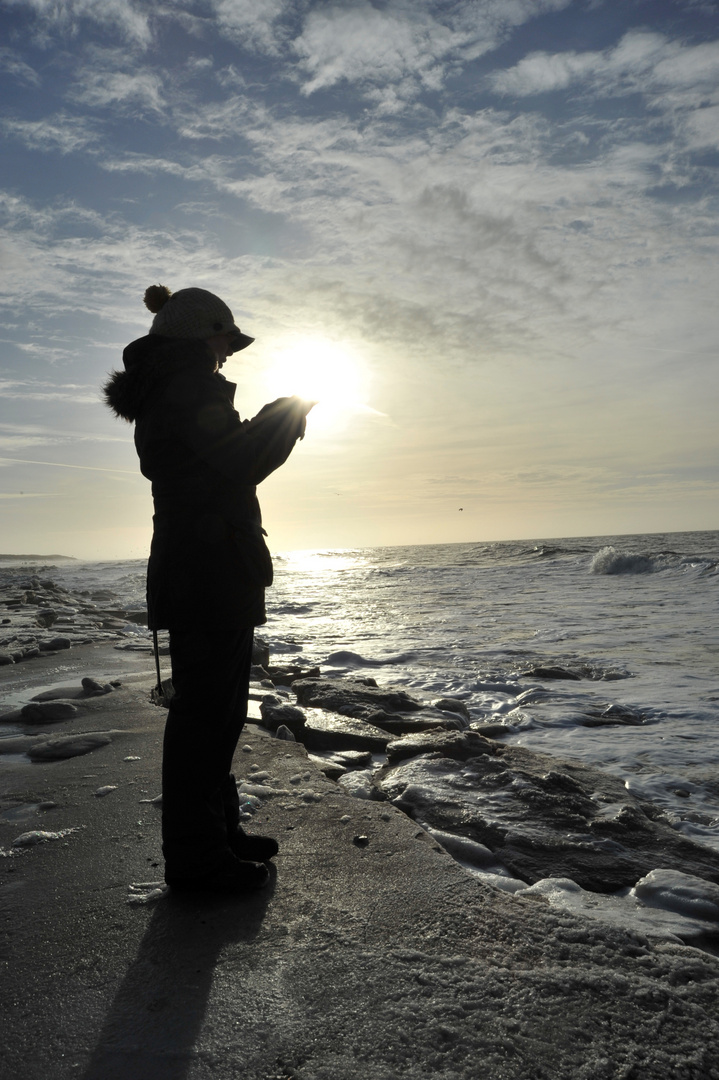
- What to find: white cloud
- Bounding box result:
[0,384,100,405]
[490,29,719,104]
[70,65,166,114]
[98,152,189,175]
[685,103,719,149]
[210,0,290,53]
[294,4,452,96]
[3,0,154,47]
[0,45,41,85]
[1,114,96,154]
[292,0,573,101]
[173,94,254,140]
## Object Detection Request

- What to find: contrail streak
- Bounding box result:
[0,456,137,475]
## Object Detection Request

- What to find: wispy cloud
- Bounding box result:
[0,381,100,404]
[210,0,290,54]
[4,0,154,48]
[69,56,166,114]
[489,30,719,117]
[292,0,573,104]
[1,113,96,153]
[0,45,40,84]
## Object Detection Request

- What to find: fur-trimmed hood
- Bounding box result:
[103,335,235,422]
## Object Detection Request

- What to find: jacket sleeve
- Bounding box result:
[162,369,306,485]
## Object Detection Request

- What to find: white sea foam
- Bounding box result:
[516,873,719,944]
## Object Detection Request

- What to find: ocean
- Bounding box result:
[34,529,719,855]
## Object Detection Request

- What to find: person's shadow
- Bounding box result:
[82,867,276,1080]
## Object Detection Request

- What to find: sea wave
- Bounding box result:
[588,546,711,576]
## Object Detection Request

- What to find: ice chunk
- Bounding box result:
[631,868,719,922]
[12,827,80,847]
[516,874,719,944]
[338,769,380,800]
[127,881,168,905]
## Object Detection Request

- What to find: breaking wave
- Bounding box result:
[590,546,717,576]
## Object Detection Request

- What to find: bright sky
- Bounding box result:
[1,0,717,560]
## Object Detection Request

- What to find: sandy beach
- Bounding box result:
[1,639,719,1080]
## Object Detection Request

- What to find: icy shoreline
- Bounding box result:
[1,607,719,1075]
[2,563,719,953]
[1,659,719,1079]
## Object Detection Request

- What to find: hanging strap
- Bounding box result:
[152,629,163,697]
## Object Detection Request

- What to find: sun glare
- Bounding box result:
[262,339,369,433]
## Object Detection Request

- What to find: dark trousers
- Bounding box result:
[162,626,254,878]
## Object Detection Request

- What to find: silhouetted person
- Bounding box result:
[104,284,312,893]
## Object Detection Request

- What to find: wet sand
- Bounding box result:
[1,647,719,1080]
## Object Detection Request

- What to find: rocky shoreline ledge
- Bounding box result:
[0,567,151,666]
[1,588,719,1076]
[2,569,719,953]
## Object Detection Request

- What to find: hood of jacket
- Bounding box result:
[103,335,236,422]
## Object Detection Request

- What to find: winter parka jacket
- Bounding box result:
[104,335,306,630]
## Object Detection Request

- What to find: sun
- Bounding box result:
[261,338,369,432]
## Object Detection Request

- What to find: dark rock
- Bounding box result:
[39,636,71,651]
[366,709,463,736]
[328,750,374,770]
[267,664,321,686]
[251,665,270,681]
[81,677,113,697]
[522,666,581,680]
[27,731,115,761]
[375,733,719,893]
[580,703,646,727]
[353,835,370,847]
[0,652,15,666]
[310,749,375,780]
[31,679,113,702]
[124,610,148,626]
[274,725,296,741]
[293,678,423,720]
[300,711,394,753]
[36,609,58,628]
[150,679,174,708]
[470,722,514,739]
[433,697,471,721]
[259,701,307,738]
[386,729,498,766]
[21,701,79,724]
[252,635,270,669]
[313,760,345,781]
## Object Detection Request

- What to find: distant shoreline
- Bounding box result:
[0,554,77,562]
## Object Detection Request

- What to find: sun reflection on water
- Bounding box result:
[276,548,366,575]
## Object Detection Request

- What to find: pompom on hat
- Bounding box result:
[143,285,254,354]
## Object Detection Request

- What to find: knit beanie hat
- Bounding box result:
[143,285,254,354]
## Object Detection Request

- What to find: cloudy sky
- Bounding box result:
[1,0,717,560]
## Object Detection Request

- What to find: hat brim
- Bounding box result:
[228,328,254,354]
